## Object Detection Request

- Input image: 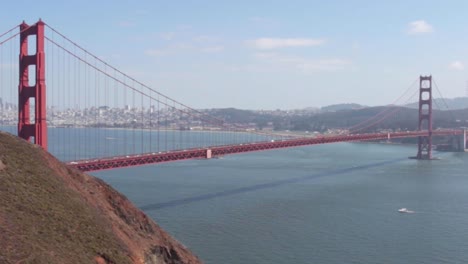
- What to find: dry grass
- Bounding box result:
[0,132,131,264]
[0,131,202,264]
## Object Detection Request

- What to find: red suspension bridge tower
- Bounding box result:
[18,20,47,150]
[416,75,433,159]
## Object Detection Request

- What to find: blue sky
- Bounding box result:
[2,0,468,109]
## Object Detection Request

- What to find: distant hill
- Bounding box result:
[289,106,468,132]
[205,108,286,129]
[405,97,468,110]
[207,108,258,123]
[204,99,468,132]
[0,132,201,264]
[321,103,365,112]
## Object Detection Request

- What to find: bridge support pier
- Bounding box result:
[206,149,212,159]
[18,20,47,150]
[415,76,433,159]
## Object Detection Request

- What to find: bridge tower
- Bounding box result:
[416,76,432,159]
[18,20,47,150]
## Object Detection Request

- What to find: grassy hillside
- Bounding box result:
[0,132,201,264]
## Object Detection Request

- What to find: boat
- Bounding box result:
[398,208,414,213]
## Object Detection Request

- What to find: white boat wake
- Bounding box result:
[398,208,415,214]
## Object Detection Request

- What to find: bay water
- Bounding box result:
[2,126,468,263]
[95,140,468,264]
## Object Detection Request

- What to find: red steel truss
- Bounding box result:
[68,129,463,172]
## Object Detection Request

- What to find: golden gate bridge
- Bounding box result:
[0,20,466,172]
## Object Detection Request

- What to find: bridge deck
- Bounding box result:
[68,130,463,172]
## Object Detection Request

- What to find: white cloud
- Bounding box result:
[252,52,351,72]
[449,61,464,71]
[247,38,326,49]
[407,20,434,35]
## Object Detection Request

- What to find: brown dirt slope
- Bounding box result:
[0,131,202,264]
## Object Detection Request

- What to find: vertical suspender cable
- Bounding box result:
[123,75,127,156]
[86,52,91,159]
[67,42,71,160]
[61,38,66,158]
[103,63,107,156]
[94,55,98,158]
[173,100,175,150]
[132,79,135,154]
[149,85,153,152]
[141,84,144,153]
[165,97,168,152]
[114,69,117,156]
[157,93,160,152]
[73,44,77,160]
